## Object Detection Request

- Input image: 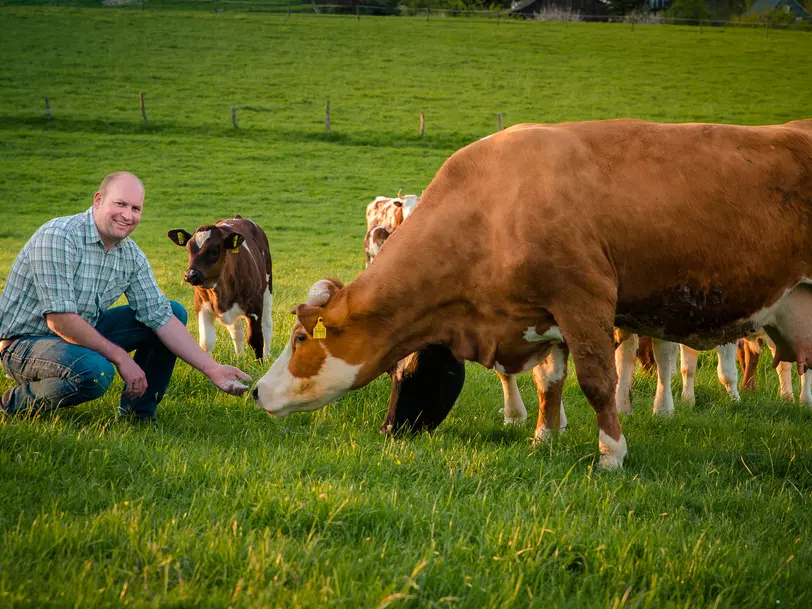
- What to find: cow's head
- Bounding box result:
[168,225,245,287]
[252,278,380,417]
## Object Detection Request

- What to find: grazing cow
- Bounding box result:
[168,216,273,360]
[737,331,812,404]
[364,193,419,267]
[254,118,812,469]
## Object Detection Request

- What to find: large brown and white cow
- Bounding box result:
[254,118,812,469]
[168,216,273,360]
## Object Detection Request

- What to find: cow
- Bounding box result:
[253,118,812,469]
[168,216,273,360]
[737,331,812,404]
[364,193,419,267]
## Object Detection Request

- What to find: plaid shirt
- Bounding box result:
[0,207,172,339]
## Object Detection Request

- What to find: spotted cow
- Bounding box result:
[168,216,273,360]
[254,118,812,469]
[364,193,419,267]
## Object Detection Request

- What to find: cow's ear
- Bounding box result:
[295,304,324,336]
[168,229,192,247]
[224,232,245,251]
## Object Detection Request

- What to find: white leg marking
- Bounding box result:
[226,319,245,355]
[198,302,217,354]
[598,430,627,470]
[614,333,638,414]
[653,340,678,415]
[800,369,812,406]
[535,399,568,443]
[716,343,741,401]
[262,291,274,358]
[498,373,527,425]
[777,361,795,402]
[680,344,698,405]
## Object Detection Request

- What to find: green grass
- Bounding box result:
[1,7,812,608]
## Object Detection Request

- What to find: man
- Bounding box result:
[0,172,253,422]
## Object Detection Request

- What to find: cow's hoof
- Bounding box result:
[598,431,627,470]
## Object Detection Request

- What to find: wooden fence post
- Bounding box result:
[325,100,331,132]
[139,91,147,124]
[497,11,500,25]
[497,112,503,131]
[214,0,218,13]
[426,7,430,22]
[356,2,359,21]
[44,97,51,121]
[232,106,238,128]
[419,112,424,137]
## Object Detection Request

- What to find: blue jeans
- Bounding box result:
[0,301,188,418]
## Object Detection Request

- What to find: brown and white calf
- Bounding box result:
[364,193,419,267]
[254,118,812,469]
[168,216,273,359]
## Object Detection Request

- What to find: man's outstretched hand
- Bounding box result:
[208,364,253,395]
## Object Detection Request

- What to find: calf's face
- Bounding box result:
[168,226,245,288]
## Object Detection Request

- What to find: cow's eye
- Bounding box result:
[294,334,307,344]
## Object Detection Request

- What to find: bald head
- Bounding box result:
[98,172,144,198]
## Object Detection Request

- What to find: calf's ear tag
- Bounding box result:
[230,235,240,253]
[313,317,327,340]
[177,231,186,246]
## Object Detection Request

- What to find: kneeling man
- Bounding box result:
[0,172,251,421]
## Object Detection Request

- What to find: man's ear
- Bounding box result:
[93,191,103,207]
[223,232,245,251]
[167,229,193,247]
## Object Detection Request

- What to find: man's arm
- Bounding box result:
[155,316,252,394]
[46,313,148,398]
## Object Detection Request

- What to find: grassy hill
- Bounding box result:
[1,7,812,608]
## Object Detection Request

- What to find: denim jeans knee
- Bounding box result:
[72,352,116,400]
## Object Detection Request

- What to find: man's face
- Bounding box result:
[93,176,144,248]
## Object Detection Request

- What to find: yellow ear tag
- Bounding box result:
[313,317,327,340]
[177,231,186,246]
[231,235,240,254]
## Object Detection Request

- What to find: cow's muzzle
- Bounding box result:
[184,268,204,286]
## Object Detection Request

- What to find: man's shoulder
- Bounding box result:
[34,212,87,243]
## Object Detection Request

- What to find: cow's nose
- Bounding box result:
[251,386,259,402]
[184,269,203,286]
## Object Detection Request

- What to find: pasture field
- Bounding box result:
[2,7,812,608]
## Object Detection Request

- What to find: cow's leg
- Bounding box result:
[554,304,626,469]
[246,316,264,360]
[738,337,761,391]
[225,318,246,356]
[497,372,527,425]
[765,338,795,401]
[800,369,812,406]
[614,330,637,414]
[652,339,678,415]
[680,344,698,405]
[197,301,217,354]
[261,290,274,358]
[532,342,569,443]
[776,361,795,402]
[716,343,741,401]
